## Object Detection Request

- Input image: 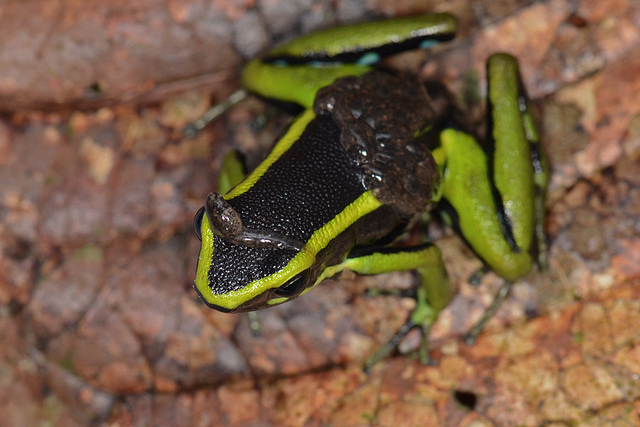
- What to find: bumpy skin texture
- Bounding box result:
[315,72,441,217]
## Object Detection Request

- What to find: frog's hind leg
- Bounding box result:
[435,53,548,345]
[485,53,548,272]
[341,244,451,371]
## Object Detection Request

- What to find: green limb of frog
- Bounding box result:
[264,13,457,62]
[242,13,457,108]
[437,54,547,281]
[435,54,547,342]
[186,13,458,135]
[217,150,247,195]
[486,53,548,271]
[241,61,371,109]
[325,244,451,371]
[438,128,534,280]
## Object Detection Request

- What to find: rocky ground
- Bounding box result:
[1,0,640,426]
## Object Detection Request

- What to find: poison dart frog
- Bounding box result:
[191,13,548,369]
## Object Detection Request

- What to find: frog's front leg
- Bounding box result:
[321,244,451,371]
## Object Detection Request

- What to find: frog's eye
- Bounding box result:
[273,272,308,298]
[193,207,206,241]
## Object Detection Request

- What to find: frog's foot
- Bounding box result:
[463,281,512,345]
[364,318,421,373]
[364,284,440,372]
[339,243,451,371]
[467,265,490,287]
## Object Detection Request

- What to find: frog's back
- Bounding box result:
[227,114,368,243]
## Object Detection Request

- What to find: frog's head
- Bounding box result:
[193,193,315,312]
